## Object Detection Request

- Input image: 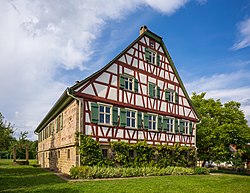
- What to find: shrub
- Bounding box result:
[194,167,210,175]
[70,166,200,179]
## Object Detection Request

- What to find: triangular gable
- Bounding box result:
[71,28,200,121]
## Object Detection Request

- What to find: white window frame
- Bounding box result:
[184,121,189,134]
[124,76,134,92]
[98,103,112,125]
[148,113,157,131]
[148,49,156,64]
[167,118,174,133]
[125,108,137,128]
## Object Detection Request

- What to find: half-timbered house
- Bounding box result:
[35,26,199,174]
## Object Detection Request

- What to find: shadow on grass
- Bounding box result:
[0,166,65,192]
[210,169,250,176]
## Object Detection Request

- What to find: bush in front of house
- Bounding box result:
[70,166,199,179]
[194,167,210,175]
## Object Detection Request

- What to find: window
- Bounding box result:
[148,114,157,130]
[102,149,108,158]
[126,110,136,128]
[58,150,60,158]
[145,48,160,66]
[165,118,174,132]
[165,90,178,104]
[124,77,133,91]
[120,74,138,92]
[99,105,111,125]
[149,82,160,99]
[184,121,189,134]
[67,149,70,159]
[129,150,134,158]
[150,40,155,48]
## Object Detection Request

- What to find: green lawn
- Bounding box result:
[0,159,250,193]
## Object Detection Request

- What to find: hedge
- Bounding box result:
[70,166,205,179]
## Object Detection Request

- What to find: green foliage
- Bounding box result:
[70,166,197,179]
[194,167,210,175]
[77,133,103,166]
[133,141,154,167]
[191,92,250,166]
[0,112,15,153]
[78,136,196,168]
[110,141,130,166]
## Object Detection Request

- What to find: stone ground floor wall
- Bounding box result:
[37,145,79,174]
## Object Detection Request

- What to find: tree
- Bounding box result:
[0,113,15,158]
[191,93,250,167]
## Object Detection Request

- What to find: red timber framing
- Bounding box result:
[71,27,199,146]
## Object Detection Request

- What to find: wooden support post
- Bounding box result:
[26,144,29,161]
[13,145,16,162]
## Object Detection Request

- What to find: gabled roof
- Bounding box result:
[35,27,200,133]
[70,27,200,119]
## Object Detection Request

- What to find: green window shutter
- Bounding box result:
[179,121,184,134]
[120,108,126,127]
[165,90,170,101]
[137,111,142,128]
[145,48,150,62]
[112,106,118,126]
[149,83,154,97]
[158,116,163,131]
[157,86,161,99]
[189,122,193,135]
[120,74,125,89]
[144,113,149,129]
[134,78,139,93]
[163,117,168,132]
[174,119,179,133]
[91,102,99,123]
[157,54,160,66]
[175,92,179,104]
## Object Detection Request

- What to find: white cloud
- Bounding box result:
[0,0,190,140]
[186,71,250,125]
[232,18,250,50]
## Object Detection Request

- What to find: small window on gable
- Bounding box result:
[165,89,179,104]
[145,48,160,66]
[148,82,160,99]
[150,40,155,49]
[120,74,138,93]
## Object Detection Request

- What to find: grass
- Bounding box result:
[0,159,250,193]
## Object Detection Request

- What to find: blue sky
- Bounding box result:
[0,0,250,140]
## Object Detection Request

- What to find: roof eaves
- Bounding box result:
[34,88,74,133]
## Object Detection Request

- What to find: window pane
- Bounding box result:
[106,114,110,124]
[129,82,133,90]
[127,118,130,127]
[132,112,135,117]
[99,114,104,123]
[149,116,152,121]
[125,81,128,89]
[127,111,130,117]
[132,119,135,127]
[106,107,110,113]
[153,122,156,130]
[149,122,152,130]
[100,106,104,112]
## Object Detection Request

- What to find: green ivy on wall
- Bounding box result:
[77,135,196,168]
